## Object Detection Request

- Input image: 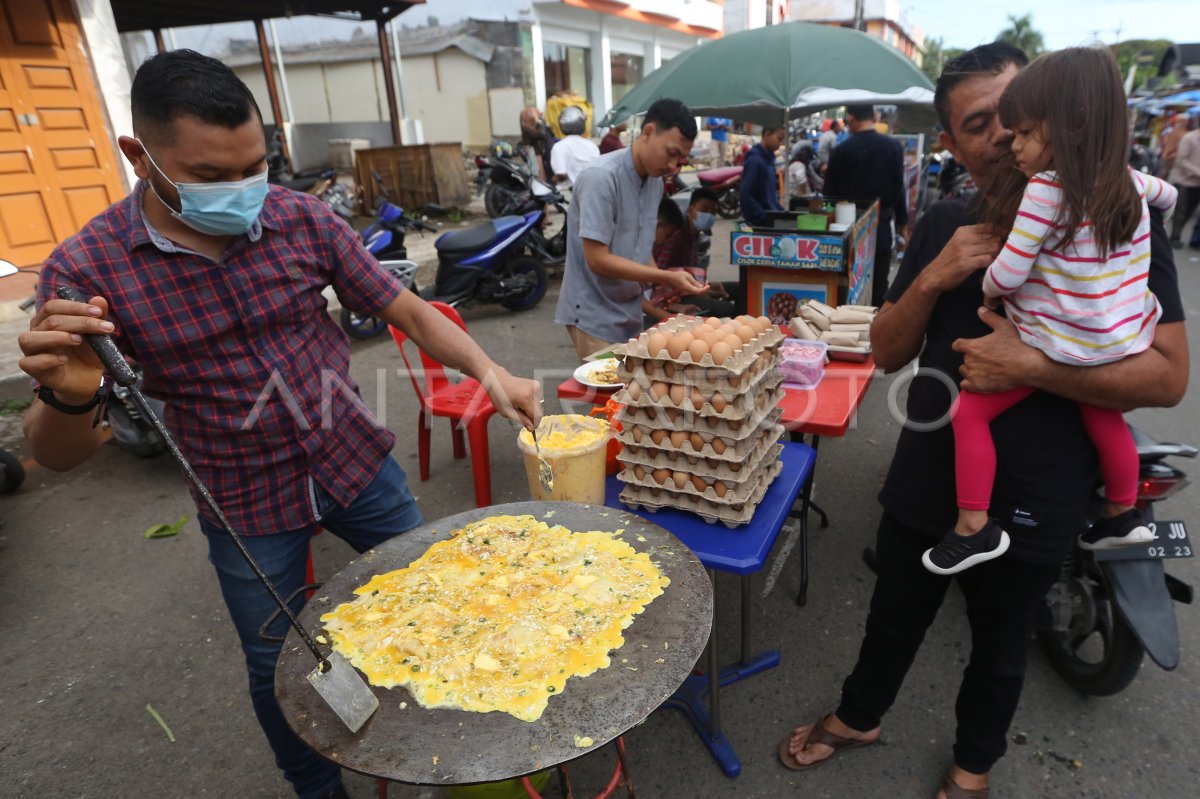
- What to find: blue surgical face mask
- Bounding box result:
[694,211,715,233]
[138,140,268,236]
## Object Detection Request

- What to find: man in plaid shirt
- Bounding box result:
[18,51,540,799]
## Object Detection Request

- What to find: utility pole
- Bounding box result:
[853,0,865,31]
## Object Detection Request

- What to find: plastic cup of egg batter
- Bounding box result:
[516,414,610,503]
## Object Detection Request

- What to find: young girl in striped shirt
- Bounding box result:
[923,47,1178,575]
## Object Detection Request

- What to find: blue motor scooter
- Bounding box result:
[420,211,549,311]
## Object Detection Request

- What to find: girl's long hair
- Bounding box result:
[986,47,1141,257]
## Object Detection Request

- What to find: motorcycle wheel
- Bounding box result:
[717,188,740,219]
[485,183,520,218]
[340,307,390,339]
[1035,559,1145,696]
[0,448,25,493]
[105,402,166,459]
[500,255,548,311]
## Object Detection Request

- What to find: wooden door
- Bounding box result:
[0,0,125,267]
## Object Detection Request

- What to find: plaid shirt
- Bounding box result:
[649,227,703,309]
[38,183,406,534]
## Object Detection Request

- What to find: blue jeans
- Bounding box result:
[201,456,423,798]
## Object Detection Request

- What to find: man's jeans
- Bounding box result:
[201,456,423,798]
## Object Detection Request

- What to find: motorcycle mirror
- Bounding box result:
[0,259,20,278]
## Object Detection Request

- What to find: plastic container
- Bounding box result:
[795,213,828,231]
[517,414,610,503]
[778,338,828,388]
[590,397,624,476]
[446,770,552,799]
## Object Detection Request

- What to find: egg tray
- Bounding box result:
[614,370,785,422]
[618,424,784,482]
[616,443,783,505]
[616,402,783,448]
[614,410,782,467]
[617,456,784,528]
[620,348,782,394]
[616,315,786,376]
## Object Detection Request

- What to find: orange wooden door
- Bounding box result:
[0,0,125,267]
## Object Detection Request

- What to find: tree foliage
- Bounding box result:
[1111,39,1173,92]
[920,36,965,83]
[996,13,1044,59]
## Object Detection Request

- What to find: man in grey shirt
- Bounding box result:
[554,98,708,360]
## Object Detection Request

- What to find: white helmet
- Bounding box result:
[558,105,587,136]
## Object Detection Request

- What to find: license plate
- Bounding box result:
[1092,520,1193,562]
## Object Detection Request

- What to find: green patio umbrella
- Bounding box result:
[600,21,934,128]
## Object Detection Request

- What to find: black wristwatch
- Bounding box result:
[37,376,108,415]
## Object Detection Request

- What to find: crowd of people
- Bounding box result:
[18,33,1196,799]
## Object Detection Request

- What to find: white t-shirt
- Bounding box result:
[551,135,601,188]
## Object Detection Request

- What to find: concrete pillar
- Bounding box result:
[651,30,662,71]
[72,0,136,189]
[590,18,612,122]
[530,22,547,112]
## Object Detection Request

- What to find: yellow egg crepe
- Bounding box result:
[320,514,668,722]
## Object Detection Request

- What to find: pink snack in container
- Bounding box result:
[778,338,828,389]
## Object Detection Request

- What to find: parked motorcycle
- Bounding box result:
[421,212,549,311]
[266,133,355,220]
[666,164,743,219]
[858,424,1194,698]
[478,143,537,218]
[341,173,439,340]
[1036,426,1195,695]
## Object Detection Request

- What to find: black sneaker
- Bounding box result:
[1079,508,1155,550]
[921,521,1011,575]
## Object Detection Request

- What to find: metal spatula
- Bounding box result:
[531,421,554,493]
[57,286,378,733]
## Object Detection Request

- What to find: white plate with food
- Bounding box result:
[573,358,623,388]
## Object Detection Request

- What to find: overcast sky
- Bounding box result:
[164,0,1199,56]
[908,0,1200,49]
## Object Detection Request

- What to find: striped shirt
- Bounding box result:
[982,169,1178,365]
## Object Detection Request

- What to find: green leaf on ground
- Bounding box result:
[144,515,189,539]
[145,703,176,742]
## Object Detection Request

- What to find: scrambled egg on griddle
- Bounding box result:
[320,514,668,722]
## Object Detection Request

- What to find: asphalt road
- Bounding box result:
[2,230,1199,799]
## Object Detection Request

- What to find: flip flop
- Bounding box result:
[776,714,878,772]
[938,771,990,799]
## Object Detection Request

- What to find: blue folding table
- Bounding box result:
[604,440,816,778]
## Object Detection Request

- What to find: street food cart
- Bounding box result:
[730,201,879,323]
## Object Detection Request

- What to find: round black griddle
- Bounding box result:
[275,501,713,786]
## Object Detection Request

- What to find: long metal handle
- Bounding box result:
[55,285,330,671]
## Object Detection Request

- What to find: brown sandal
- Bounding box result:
[776,713,878,772]
[938,771,989,799]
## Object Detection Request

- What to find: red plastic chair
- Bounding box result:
[388,302,497,508]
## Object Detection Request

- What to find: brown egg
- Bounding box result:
[669,384,686,406]
[666,332,692,359]
[706,416,720,429]
[728,461,742,473]
[686,455,699,466]
[690,474,709,493]
[650,428,668,446]
[670,430,688,448]
[728,374,742,389]
[647,332,668,357]
[687,338,710,362]
[690,387,705,409]
[652,468,670,485]
[689,432,704,451]
[757,316,773,332]
[710,341,733,365]
[736,326,756,344]
[665,408,679,423]
[723,333,743,352]
[650,381,669,400]
[663,361,677,379]
[711,392,728,413]
[644,407,657,420]
[671,470,689,490]
[712,480,728,498]
[704,316,723,330]
[692,326,716,344]
[666,450,678,464]
[633,464,645,480]
[626,380,643,400]
[714,324,733,338]
[710,436,728,455]
[631,426,644,444]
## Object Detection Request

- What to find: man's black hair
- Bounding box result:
[657,195,687,230]
[131,49,262,142]
[844,105,875,122]
[689,187,719,207]
[644,98,698,140]
[934,42,1028,133]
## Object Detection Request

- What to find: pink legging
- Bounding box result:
[953,387,1137,511]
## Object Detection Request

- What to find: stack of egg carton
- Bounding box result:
[613,315,786,527]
